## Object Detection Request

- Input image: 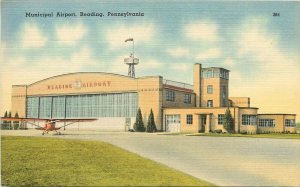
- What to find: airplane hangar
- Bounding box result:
[11,64,297,133]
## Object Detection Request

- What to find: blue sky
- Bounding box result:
[1,0,300,120]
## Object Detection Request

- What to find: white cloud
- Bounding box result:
[184,20,219,42]
[0,42,6,65]
[21,23,47,48]
[140,59,163,69]
[109,54,130,75]
[104,23,155,50]
[170,63,190,71]
[196,48,221,60]
[223,58,235,67]
[238,18,278,62]
[70,46,97,66]
[232,17,300,119]
[237,17,299,82]
[167,47,190,58]
[0,45,103,113]
[56,23,87,45]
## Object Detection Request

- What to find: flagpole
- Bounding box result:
[132,39,134,58]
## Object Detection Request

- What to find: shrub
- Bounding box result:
[146,109,157,133]
[214,129,222,134]
[134,108,145,132]
[223,108,234,133]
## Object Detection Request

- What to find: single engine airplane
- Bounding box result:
[0,117,97,135]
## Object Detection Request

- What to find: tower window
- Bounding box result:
[207,100,213,107]
[207,85,213,94]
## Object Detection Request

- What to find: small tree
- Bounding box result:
[134,108,145,132]
[223,108,234,133]
[8,111,12,130]
[146,109,157,133]
[13,112,19,130]
[1,111,8,129]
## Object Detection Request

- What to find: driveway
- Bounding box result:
[2,130,300,186]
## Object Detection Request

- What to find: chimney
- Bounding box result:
[193,63,202,107]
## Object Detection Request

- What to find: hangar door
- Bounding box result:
[26,93,138,131]
[165,115,181,132]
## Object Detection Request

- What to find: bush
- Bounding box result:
[240,131,247,135]
[223,108,234,133]
[214,129,222,134]
[146,109,157,133]
[134,108,145,132]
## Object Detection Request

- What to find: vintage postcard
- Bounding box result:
[1,0,299,186]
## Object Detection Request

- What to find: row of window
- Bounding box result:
[258,119,276,127]
[242,115,257,125]
[166,90,192,104]
[202,69,229,80]
[285,119,295,127]
[168,114,296,128]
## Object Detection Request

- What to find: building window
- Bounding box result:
[207,100,213,107]
[242,115,257,125]
[207,85,213,94]
[258,119,276,127]
[206,70,213,78]
[184,94,191,104]
[218,114,225,125]
[166,90,175,101]
[186,115,193,125]
[285,119,295,127]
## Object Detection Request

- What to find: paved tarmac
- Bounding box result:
[2,130,300,186]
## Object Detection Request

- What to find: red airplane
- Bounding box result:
[1,117,97,135]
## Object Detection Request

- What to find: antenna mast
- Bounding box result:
[124,38,139,78]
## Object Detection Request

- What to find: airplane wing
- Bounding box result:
[1,117,97,122]
[1,117,97,129]
[0,117,48,122]
[0,117,45,129]
[55,118,98,129]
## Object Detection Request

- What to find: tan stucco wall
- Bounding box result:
[257,114,297,133]
[162,88,195,108]
[137,77,163,130]
[201,78,228,108]
[229,97,250,107]
[11,85,27,117]
[27,73,138,96]
[11,72,164,130]
[239,108,259,134]
[163,107,240,133]
[193,63,201,107]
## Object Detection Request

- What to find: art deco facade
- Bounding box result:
[11,63,296,133]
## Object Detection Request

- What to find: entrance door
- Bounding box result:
[165,115,181,133]
[198,115,206,133]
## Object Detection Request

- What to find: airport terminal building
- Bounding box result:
[11,63,296,134]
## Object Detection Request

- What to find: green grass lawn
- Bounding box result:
[188,133,300,139]
[1,136,213,186]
